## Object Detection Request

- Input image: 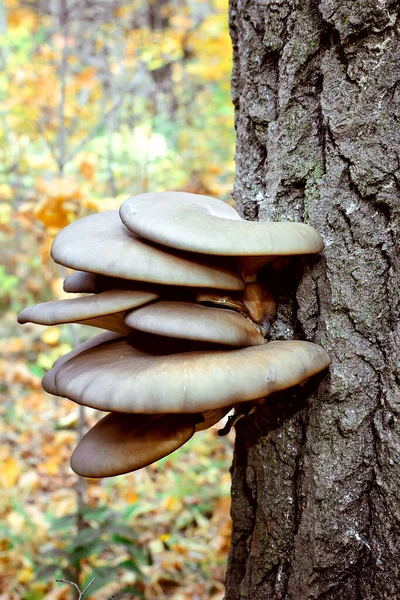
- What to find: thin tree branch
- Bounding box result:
[56,577,115,599]
[58,0,70,175]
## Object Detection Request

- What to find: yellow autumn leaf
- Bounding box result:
[40,457,62,476]
[0,184,13,201]
[7,510,25,533]
[0,202,12,224]
[0,457,21,488]
[161,495,183,512]
[75,66,97,85]
[41,327,61,346]
[79,156,97,181]
[169,15,193,28]
[51,277,67,299]
[35,178,81,200]
[18,565,34,584]
[123,490,139,504]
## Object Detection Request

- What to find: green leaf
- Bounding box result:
[67,539,105,562]
[81,567,116,595]
[111,533,138,548]
[116,558,145,578]
[72,526,100,547]
[106,524,137,539]
[81,505,113,523]
[36,564,60,581]
[50,513,78,531]
[117,584,146,599]
[27,364,45,378]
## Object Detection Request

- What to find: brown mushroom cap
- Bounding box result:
[120,192,324,256]
[17,290,159,335]
[70,412,196,478]
[124,301,265,346]
[54,336,331,414]
[51,210,244,290]
[42,331,120,396]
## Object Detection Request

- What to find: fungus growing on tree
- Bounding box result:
[18,192,331,478]
[124,300,266,346]
[18,289,160,334]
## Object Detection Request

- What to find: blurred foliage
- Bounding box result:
[0,0,236,597]
[0,359,233,598]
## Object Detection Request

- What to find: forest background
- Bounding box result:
[0,0,236,598]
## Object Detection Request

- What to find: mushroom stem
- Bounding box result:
[237,256,274,281]
[218,405,257,436]
[241,283,277,333]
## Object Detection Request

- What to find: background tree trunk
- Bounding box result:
[225,1,400,598]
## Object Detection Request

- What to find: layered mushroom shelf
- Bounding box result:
[18,192,331,478]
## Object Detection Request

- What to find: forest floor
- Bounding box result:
[0,313,233,600]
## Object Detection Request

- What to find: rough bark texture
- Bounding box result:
[225,1,400,598]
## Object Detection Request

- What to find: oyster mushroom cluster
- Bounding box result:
[18,192,331,478]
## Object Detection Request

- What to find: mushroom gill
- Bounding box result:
[18,191,331,478]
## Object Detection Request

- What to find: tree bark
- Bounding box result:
[225,1,400,598]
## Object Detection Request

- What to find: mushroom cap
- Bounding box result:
[70,412,196,478]
[54,336,332,414]
[51,210,244,290]
[42,331,120,396]
[63,271,163,295]
[124,301,265,347]
[120,192,324,256]
[17,289,159,334]
[63,271,104,294]
[63,271,127,294]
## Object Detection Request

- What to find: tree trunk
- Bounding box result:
[225,1,400,598]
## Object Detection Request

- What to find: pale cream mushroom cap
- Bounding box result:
[18,289,159,335]
[51,210,244,290]
[70,412,196,478]
[124,301,265,347]
[120,192,324,257]
[63,271,104,293]
[42,331,120,396]
[63,271,133,294]
[54,337,332,414]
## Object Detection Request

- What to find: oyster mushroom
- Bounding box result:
[120,192,324,258]
[70,405,233,478]
[18,191,331,477]
[53,335,332,414]
[63,271,141,294]
[42,331,120,396]
[51,210,244,291]
[18,289,159,334]
[124,301,265,346]
[70,412,197,478]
